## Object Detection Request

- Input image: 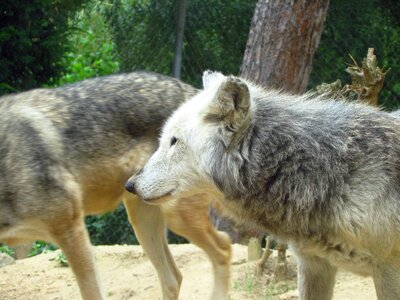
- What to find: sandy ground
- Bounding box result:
[0,244,376,300]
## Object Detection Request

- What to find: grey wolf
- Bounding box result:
[127,71,400,300]
[0,72,231,300]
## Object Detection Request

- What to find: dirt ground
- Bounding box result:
[0,244,376,299]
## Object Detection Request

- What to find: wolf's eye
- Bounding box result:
[170,136,178,146]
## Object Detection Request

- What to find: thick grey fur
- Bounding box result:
[207,81,400,300]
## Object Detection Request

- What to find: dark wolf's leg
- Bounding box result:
[12,243,31,259]
[373,258,400,300]
[162,194,232,300]
[50,212,105,300]
[296,253,337,300]
[123,194,182,300]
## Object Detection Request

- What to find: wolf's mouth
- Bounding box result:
[143,190,175,205]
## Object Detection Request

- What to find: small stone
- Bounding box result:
[0,253,15,268]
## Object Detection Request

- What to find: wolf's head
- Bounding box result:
[125,71,254,203]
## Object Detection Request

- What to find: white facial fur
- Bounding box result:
[129,71,228,203]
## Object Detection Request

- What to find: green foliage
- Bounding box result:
[0,244,14,257]
[85,204,138,245]
[57,43,119,85]
[29,241,58,257]
[55,252,69,267]
[104,0,256,87]
[167,231,188,244]
[85,203,188,245]
[181,0,257,87]
[48,251,69,266]
[104,0,175,76]
[0,242,57,258]
[309,0,400,110]
[0,0,86,95]
[54,2,120,86]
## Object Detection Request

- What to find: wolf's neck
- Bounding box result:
[212,104,347,238]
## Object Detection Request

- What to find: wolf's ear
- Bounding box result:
[206,76,251,133]
[202,70,225,90]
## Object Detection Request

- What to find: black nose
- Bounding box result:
[125,180,136,194]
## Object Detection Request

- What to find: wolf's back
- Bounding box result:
[1,71,197,135]
[0,72,198,161]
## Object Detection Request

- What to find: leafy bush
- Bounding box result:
[28,241,58,257]
[0,244,14,257]
[0,0,86,95]
[54,3,120,86]
[85,204,138,245]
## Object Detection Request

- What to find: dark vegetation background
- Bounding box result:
[0,0,399,249]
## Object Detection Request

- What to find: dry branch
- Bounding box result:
[247,237,262,262]
[274,243,288,281]
[315,48,389,106]
[254,236,272,276]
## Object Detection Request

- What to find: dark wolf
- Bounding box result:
[128,71,400,300]
[0,72,232,299]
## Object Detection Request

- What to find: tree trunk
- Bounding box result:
[239,0,329,280]
[172,0,187,79]
[240,0,330,94]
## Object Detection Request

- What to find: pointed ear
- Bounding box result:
[205,76,251,133]
[202,70,225,90]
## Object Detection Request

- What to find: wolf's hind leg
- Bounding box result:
[163,194,232,300]
[297,253,337,300]
[123,194,182,300]
[50,212,105,300]
[373,258,400,300]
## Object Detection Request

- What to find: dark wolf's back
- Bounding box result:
[0,72,198,161]
[0,72,198,226]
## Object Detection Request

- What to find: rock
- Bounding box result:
[0,252,15,268]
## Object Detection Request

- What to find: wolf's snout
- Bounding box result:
[125,180,136,194]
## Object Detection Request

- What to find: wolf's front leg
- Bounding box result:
[296,253,337,300]
[373,258,400,300]
[51,212,106,300]
[123,194,182,300]
[162,194,232,300]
